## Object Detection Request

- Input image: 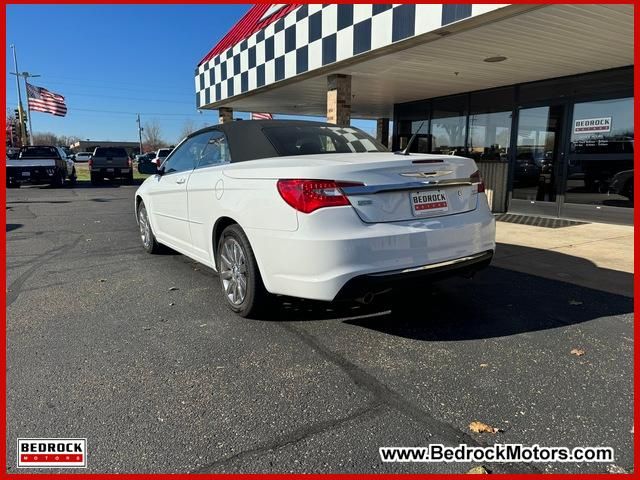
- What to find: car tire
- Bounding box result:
[51,172,65,188]
[217,224,270,318]
[127,172,134,185]
[90,173,101,185]
[7,181,20,189]
[68,168,77,185]
[137,202,163,254]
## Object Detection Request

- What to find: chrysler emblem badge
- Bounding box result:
[400,170,453,179]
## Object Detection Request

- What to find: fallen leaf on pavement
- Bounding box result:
[467,466,490,474]
[469,421,499,434]
[607,465,626,474]
[570,348,585,356]
[479,363,489,368]
[168,286,179,291]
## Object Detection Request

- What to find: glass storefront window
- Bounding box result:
[565,97,634,208]
[431,96,466,155]
[468,111,511,162]
[397,119,429,153]
[431,113,466,155]
[570,97,634,154]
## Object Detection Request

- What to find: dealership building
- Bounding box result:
[195,4,634,224]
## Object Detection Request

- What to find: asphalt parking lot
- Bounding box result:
[6,182,634,473]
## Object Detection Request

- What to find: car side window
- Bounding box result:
[163,133,210,175]
[197,131,231,168]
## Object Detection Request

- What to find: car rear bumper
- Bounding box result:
[7,166,56,184]
[91,167,131,177]
[246,198,496,301]
[334,249,493,301]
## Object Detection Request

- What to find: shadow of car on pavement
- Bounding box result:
[257,243,633,342]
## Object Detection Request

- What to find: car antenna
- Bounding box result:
[395,121,424,155]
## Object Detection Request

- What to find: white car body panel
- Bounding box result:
[136,151,496,302]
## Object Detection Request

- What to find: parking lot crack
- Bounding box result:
[194,401,385,472]
[6,235,83,308]
[280,323,540,474]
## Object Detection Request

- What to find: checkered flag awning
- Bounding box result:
[195,4,505,109]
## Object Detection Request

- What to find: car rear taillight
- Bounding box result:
[88,158,93,167]
[277,179,363,214]
[470,170,485,193]
[128,158,132,167]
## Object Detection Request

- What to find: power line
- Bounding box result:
[5,95,203,116]
[6,89,195,106]
[49,90,195,105]
[29,75,192,95]
[35,79,195,98]
[5,98,210,118]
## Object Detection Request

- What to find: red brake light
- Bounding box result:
[88,158,93,167]
[277,179,363,214]
[470,170,485,193]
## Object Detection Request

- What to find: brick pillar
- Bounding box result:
[376,118,390,147]
[326,74,351,126]
[218,107,233,124]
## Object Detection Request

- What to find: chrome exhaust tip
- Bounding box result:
[356,292,376,305]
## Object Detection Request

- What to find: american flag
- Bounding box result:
[26,82,67,117]
[251,112,273,120]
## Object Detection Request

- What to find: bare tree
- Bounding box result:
[179,119,197,141]
[32,132,59,145]
[57,135,80,147]
[142,120,166,151]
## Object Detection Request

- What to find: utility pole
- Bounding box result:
[136,114,144,155]
[10,44,28,146]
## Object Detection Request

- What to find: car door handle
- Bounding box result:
[176,177,186,184]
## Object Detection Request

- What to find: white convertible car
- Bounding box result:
[136,120,495,317]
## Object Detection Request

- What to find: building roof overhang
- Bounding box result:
[195,4,634,119]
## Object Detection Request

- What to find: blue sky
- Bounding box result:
[6,4,374,144]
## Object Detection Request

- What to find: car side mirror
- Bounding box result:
[139,162,161,175]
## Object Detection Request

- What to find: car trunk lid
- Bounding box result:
[223,152,481,223]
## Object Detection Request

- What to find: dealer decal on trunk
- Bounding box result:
[411,190,449,215]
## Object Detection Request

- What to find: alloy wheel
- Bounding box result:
[138,206,152,249]
[219,237,247,305]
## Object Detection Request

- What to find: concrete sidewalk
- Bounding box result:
[493,220,634,297]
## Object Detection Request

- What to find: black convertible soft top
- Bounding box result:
[187,120,377,163]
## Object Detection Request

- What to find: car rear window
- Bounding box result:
[93,147,127,157]
[19,146,60,159]
[262,125,387,157]
[157,149,171,157]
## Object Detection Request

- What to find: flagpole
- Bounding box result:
[10,44,28,146]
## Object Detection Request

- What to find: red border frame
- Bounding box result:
[1,1,637,478]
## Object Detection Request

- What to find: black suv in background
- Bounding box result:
[89,147,133,185]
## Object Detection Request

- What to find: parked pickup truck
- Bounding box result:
[89,147,133,184]
[6,145,76,188]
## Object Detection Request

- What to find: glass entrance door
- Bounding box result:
[509,105,565,216]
